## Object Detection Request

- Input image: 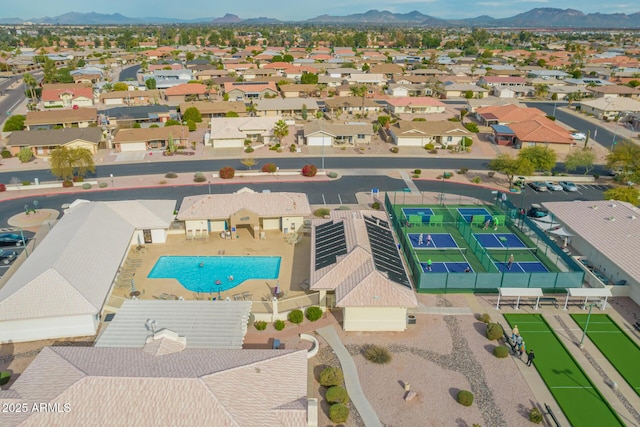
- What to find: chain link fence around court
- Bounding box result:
[384,191,584,293]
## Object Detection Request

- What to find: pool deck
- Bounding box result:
[109,228,311,303]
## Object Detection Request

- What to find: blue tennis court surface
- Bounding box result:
[473,233,527,249]
[408,233,458,249]
[494,261,548,273]
[420,262,473,273]
[458,207,491,223]
[402,208,434,222]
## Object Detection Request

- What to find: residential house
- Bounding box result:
[165,83,208,103]
[579,97,640,120]
[388,120,471,148]
[441,83,488,99]
[310,210,418,332]
[586,85,639,99]
[302,121,374,146]
[279,84,318,98]
[99,90,162,106]
[492,117,575,154]
[25,108,98,130]
[143,69,194,89]
[346,72,386,86]
[478,76,527,88]
[385,97,446,115]
[475,104,546,126]
[386,83,432,97]
[254,99,319,118]
[99,105,178,128]
[41,84,94,108]
[490,85,534,99]
[323,96,381,116]
[6,127,102,157]
[465,98,523,114]
[113,126,189,152]
[223,81,278,102]
[208,116,282,148]
[179,101,246,119]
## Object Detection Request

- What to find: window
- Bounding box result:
[446,136,452,142]
[357,134,365,139]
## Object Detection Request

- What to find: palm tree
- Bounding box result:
[22,73,38,101]
[350,85,367,109]
[534,84,549,100]
[273,120,289,145]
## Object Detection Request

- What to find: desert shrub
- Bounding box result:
[494,346,509,358]
[479,313,491,323]
[457,390,474,406]
[336,206,350,210]
[414,169,422,175]
[72,176,84,182]
[288,309,303,324]
[302,164,317,177]
[486,322,504,341]
[313,208,330,217]
[329,403,350,423]
[462,137,474,147]
[464,122,479,133]
[0,184,6,192]
[193,172,206,182]
[327,171,338,178]
[326,386,349,404]
[62,180,73,188]
[424,143,435,150]
[390,146,399,153]
[488,171,495,178]
[471,177,482,184]
[593,174,600,179]
[219,166,235,179]
[529,407,543,424]
[82,183,91,190]
[372,202,380,210]
[22,180,31,186]
[98,182,108,188]
[245,146,255,153]
[0,149,11,158]
[254,321,267,331]
[363,344,392,364]
[274,319,285,331]
[165,172,178,178]
[0,371,10,386]
[305,306,323,321]
[159,180,167,185]
[17,147,33,163]
[458,167,469,174]
[319,366,344,387]
[289,143,296,152]
[262,163,277,173]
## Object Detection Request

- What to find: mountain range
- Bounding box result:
[1,8,640,28]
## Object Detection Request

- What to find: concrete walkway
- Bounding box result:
[398,169,420,194]
[409,306,473,315]
[316,325,382,427]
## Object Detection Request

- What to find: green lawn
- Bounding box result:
[504,314,625,427]
[571,314,640,397]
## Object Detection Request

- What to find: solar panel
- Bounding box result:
[363,216,411,288]
[315,221,348,270]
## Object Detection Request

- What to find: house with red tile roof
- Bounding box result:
[41,84,94,108]
[165,83,208,103]
[475,104,546,126]
[506,117,575,154]
[224,81,278,101]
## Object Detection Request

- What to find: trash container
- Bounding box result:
[272,338,281,349]
[407,315,416,325]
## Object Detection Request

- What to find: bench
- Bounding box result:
[634,322,640,333]
[545,403,561,427]
[537,297,559,309]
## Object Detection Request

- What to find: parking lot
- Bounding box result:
[0,228,32,281]
[513,183,613,209]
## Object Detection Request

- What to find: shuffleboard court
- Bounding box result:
[571,314,640,397]
[504,314,624,427]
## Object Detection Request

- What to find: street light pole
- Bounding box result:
[208,180,211,194]
[440,171,445,206]
[18,227,29,257]
[611,116,620,151]
[579,303,599,348]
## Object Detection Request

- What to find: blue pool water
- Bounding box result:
[148,256,281,292]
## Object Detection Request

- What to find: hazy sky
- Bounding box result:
[2,1,638,21]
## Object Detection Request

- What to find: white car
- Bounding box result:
[571,132,587,141]
[544,182,563,191]
[559,181,578,192]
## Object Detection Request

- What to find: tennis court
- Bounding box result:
[504,314,624,427]
[408,233,458,249]
[457,207,492,223]
[571,314,640,397]
[473,233,527,249]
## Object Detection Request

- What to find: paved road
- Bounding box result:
[118,64,141,82]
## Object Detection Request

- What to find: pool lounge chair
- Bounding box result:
[233,294,243,301]
[242,292,253,301]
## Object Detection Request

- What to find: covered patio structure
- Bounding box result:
[495,287,543,310]
[563,288,612,310]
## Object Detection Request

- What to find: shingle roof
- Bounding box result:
[0,346,308,426]
[178,191,311,220]
[25,108,98,125]
[7,127,102,147]
[386,96,446,107]
[542,200,640,283]
[113,126,189,143]
[392,120,470,137]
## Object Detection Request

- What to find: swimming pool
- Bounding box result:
[148,256,281,292]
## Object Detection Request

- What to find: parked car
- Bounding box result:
[545,181,563,191]
[570,132,587,141]
[0,249,17,265]
[559,181,578,192]
[0,233,27,247]
[528,181,548,192]
[527,204,549,218]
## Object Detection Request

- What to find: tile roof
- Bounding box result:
[25,107,98,125]
[476,104,546,123]
[224,81,277,93]
[165,83,207,96]
[178,191,311,219]
[7,127,102,147]
[0,346,308,426]
[310,210,417,308]
[41,85,93,102]
[508,117,574,144]
[386,96,446,107]
[542,200,640,283]
[113,126,189,143]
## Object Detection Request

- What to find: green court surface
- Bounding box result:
[571,314,640,397]
[504,314,625,427]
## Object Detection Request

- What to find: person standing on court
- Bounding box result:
[426,234,432,246]
[507,254,514,270]
[427,258,432,271]
[527,349,535,367]
[493,216,500,231]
